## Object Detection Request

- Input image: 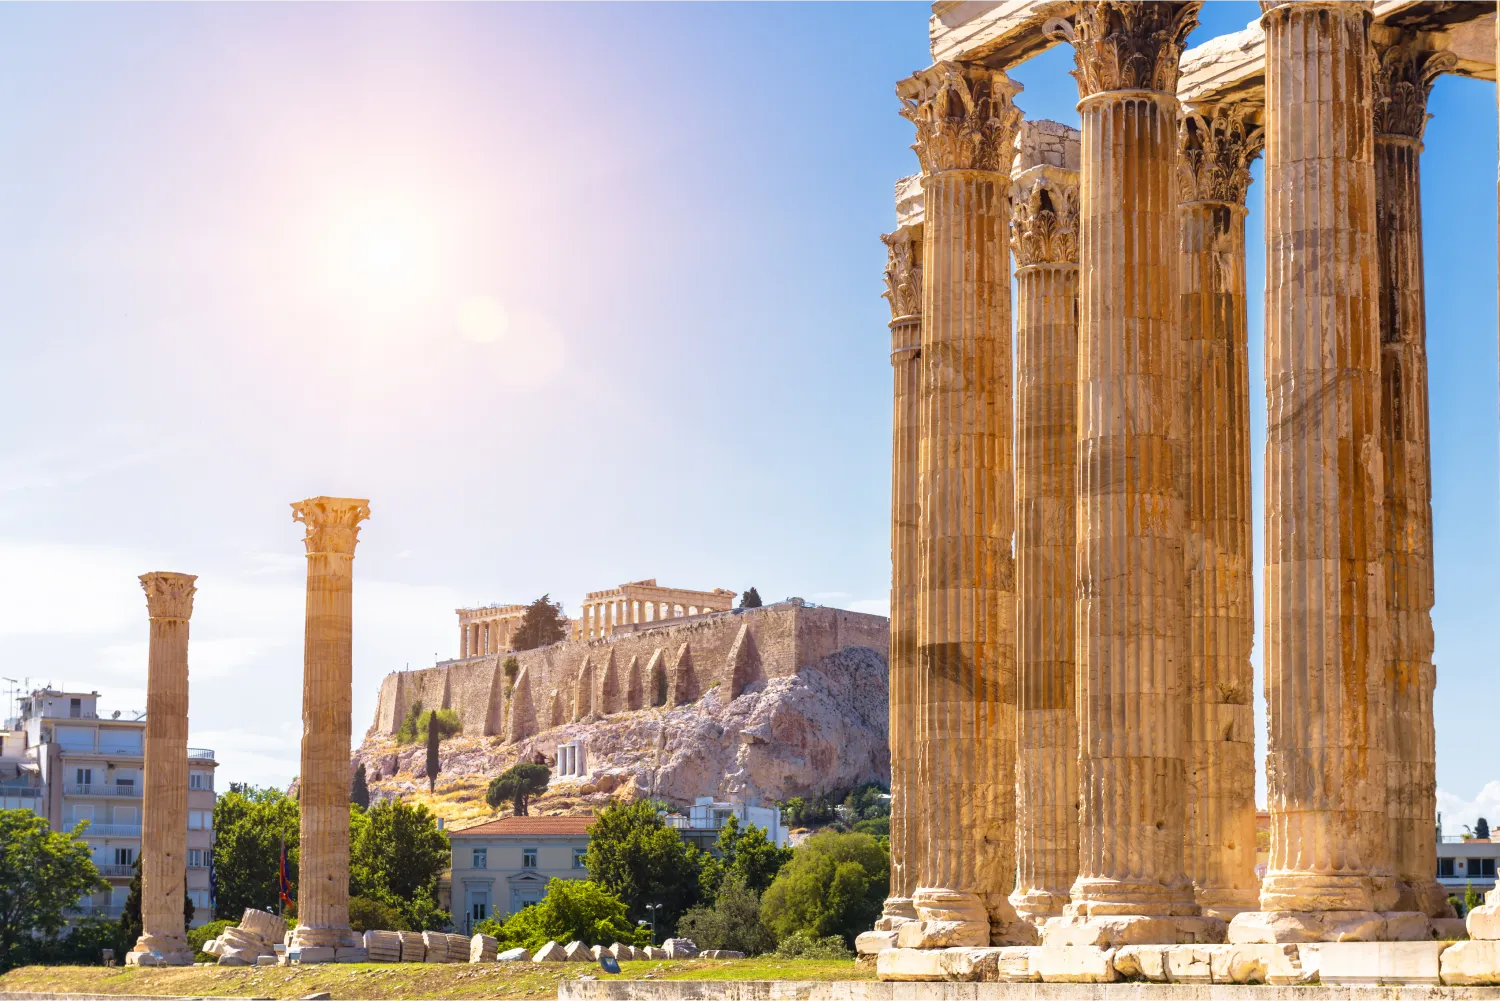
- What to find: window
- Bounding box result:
[190,889,210,909]
[522,848,537,869]
[190,771,212,791]
[1478,858,1498,878]
[188,849,206,868]
[188,810,208,830]
[75,768,92,786]
[69,698,81,718]
[114,806,137,824]
[114,847,134,866]
[1439,857,1456,877]
[472,900,487,921]
[472,848,487,869]
[572,848,587,870]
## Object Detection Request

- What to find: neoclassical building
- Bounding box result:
[871,0,1500,983]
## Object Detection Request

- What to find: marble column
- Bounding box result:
[1244,0,1387,931]
[877,223,923,930]
[1049,1,1209,944]
[289,496,371,957]
[127,572,197,967]
[1177,104,1262,920]
[896,60,1026,948]
[1008,152,1081,927]
[1373,36,1455,921]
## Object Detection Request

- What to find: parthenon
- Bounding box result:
[871,0,1500,982]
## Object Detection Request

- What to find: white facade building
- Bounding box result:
[446,815,593,928]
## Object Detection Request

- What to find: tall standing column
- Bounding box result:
[1008,148,1081,927]
[877,222,923,931]
[1373,37,1455,921]
[1237,0,1387,937]
[1178,104,1262,920]
[290,496,371,958]
[128,572,197,967]
[1049,1,1210,944]
[896,60,1028,948]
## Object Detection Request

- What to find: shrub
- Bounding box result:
[396,707,462,746]
[480,879,649,952]
[349,895,408,932]
[772,930,853,960]
[188,919,235,962]
[759,830,888,947]
[675,875,776,956]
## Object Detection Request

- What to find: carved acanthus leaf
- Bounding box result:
[1010,175,1079,268]
[1178,104,1264,206]
[1066,1,1202,99]
[291,496,371,556]
[881,229,923,320]
[1373,42,1456,140]
[140,572,197,620]
[898,62,1022,175]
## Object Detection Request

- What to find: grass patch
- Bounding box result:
[0,957,872,999]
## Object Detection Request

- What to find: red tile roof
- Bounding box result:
[450,815,594,837]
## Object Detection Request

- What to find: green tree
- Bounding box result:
[396,707,461,746]
[698,816,792,903]
[351,763,370,809]
[188,919,235,962]
[426,715,442,793]
[1478,817,1492,840]
[511,594,570,651]
[842,783,890,822]
[211,785,300,919]
[0,809,106,972]
[349,799,451,932]
[474,879,648,952]
[502,656,521,683]
[118,856,194,949]
[739,588,763,609]
[486,763,551,816]
[676,875,776,955]
[582,800,703,938]
[349,895,408,932]
[759,830,888,947]
[1465,882,1483,915]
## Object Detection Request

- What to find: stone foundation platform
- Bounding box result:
[558,980,1500,1000]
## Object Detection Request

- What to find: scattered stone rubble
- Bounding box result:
[201,909,287,967]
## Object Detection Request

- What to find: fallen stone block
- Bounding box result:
[202,938,223,957]
[563,940,593,962]
[661,937,698,959]
[398,930,425,962]
[255,955,277,966]
[532,941,566,963]
[1441,940,1500,985]
[421,931,450,962]
[1032,944,1117,983]
[1321,911,1386,942]
[294,946,337,965]
[896,919,987,949]
[1113,945,1169,981]
[1228,910,1321,944]
[1209,943,1299,983]
[1382,911,1433,941]
[855,930,899,955]
[1434,917,1469,940]
[875,946,945,981]
[1469,904,1500,941]
[239,908,287,946]
[1166,945,1214,983]
[700,949,746,960]
[590,944,604,960]
[470,933,498,963]
[334,947,367,963]
[643,945,661,960]
[1310,941,1449,985]
[497,946,529,962]
[217,954,250,967]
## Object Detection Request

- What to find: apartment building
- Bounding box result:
[2,688,218,925]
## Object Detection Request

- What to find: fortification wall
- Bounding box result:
[367,602,889,741]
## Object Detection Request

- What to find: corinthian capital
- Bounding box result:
[140,572,197,621]
[291,496,371,556]
[881,228,923,321]
[897,62,1022,175]
[1178,103,1264,206]
[1010,170,1079,268]
[1373,41,1456,141]
[1052,1,1201,99]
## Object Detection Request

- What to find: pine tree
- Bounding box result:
[739,588,763,609]
[510,595,570,650]
[351,763,370,809]
[426,717,441,794]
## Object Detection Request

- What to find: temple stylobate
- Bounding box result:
[867,0,1500,983]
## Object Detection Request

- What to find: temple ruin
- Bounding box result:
[870,0,1500,984]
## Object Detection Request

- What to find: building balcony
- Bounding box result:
[188,748,215,761]
[65,822,142,838]
[95,863,135,878]
[67,783,141,798]
[68,903,124,919]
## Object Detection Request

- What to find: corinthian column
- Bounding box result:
[1177,104,1262,920]
[1043,1,1212,946]
[1373,36,1455,922]
[878,222,923,932]
[127,572,197,968]
[1232,0,1387,940]
[895,60,1027,948]
[289,496,371,959]
[1008,128,1080,928]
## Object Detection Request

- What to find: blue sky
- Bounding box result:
[0,2,1493,832]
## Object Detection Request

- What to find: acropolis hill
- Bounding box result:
[358,600,892,821]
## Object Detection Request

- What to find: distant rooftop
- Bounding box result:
[451,815,594,837]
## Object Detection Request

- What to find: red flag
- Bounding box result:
[279,837,295,913]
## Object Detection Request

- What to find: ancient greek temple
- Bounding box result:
[870,0,1500,984]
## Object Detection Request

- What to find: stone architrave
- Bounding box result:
[877,222,923,932]
[896,59,1028,948]
[1372,35,1456,921]
[127,572,198,967]
[1044,1,1213,946]
[1177,103,1262,920]
[1235,0,1388,936]
[1008,138,1080,928]
[289,496,371,956]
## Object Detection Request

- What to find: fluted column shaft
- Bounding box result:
[1260,0,1385,914]
[1009,166,1080,925]
[1373,38,1453,919]
[897,61,1023,947]
[1178,107,1262,919]
[131,573,197,965]
[291,496,371,952]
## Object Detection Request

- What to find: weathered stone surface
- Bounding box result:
[1228,909,1386,944]
[700,950,745,960]
[1207,943,1300,984]
[1031,945,1117,983]
[255,955,277,966]
[1468,889,1500,940]
[1381,911,1434,941]
[470,934,498,963]
[661,937,698,959]
[1112,945,1169,982]
[897,917,988,950]
[642,946,661,960]
[334,947,367,963]
[1433,917,1469,940]
[532,941,566,963]
[1042,915,1225,949]
[1441,939,1500,984]
[294,946,336,965]
[497,946,529,962]
[422,931,451,962]
[563,941,593,962]
[216,952,251,967]
[397,930,425,962]
[855,930,898,956]
[1305,940,1450,985]
[876,947,946,982]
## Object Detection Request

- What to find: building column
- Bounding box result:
[876,223,923,931]
[1235,0,1387,936]
[1373,36,1455,921]
[1048,1,1209,944]
[896,60,1026,948]
[1178,104,1262,920]
[1009,150,1081,928]
[127,572,197,967]
[289,496,371,957]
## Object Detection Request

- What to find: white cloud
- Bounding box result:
[1438,781,1500,837]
